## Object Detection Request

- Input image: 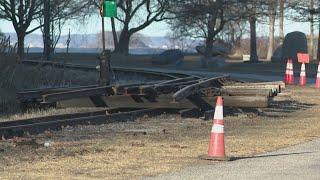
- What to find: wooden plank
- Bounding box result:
[223,96,270,108]
[223,85,280,92]
[233,81,285,92]
[57,94,196,109]
[221,88,275,97]
[57,93,270,109]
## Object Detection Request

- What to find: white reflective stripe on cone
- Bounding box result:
[213,106,223,120]
[317,73,320,78]
[286,63,290,69]
[212,124,224,133]
[301,72,306,76]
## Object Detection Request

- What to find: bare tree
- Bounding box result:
[237,0,270,63]
[288,0,320,60]
[0,0,93,61]
[66,29,71,54]
[168,0,241,66]
[310,0,315,60]
[0,0,43,60]
[217,20,248,56]
[96,31,150,50]
[42,0,94,61]
[93,0,171,55]
[279,0,285,44]
[267,0,277,61]
[165,31,194,52]
[43,0,51,61]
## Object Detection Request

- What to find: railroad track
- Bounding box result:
[4,60,286,139]
[0,108,180,139]
[22,60,192,79]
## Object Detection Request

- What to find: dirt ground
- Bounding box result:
[0,86,320,179]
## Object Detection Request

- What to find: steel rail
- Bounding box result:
[0,108,180,139]
[173,75,231,102]
[21,60,186,79]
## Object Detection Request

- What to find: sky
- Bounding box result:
[0,16,170,37]
[0,16,312,38]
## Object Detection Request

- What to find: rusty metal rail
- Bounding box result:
[19,76,232,106]
[17,72,276,112]
[21,60,189,79]
[0,108,180,139]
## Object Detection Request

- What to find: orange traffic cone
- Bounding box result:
[315,63,320,89]
[288,59,294,85]
[200,96,230,161]
[208,96,225,158]
[284,59,290,84]
[299,63,306,86]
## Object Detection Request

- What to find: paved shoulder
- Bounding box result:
[146,139,320,180]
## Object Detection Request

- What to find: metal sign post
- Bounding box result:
[99,0,117,86]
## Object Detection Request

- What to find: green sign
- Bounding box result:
[103,0,117,17]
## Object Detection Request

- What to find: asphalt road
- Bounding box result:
[102,65,317,84]
[146,138,320,180]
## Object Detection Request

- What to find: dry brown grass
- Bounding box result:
[0,59,99,115]
[0,86,320,179]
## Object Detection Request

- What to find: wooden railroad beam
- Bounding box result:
[221,88,275,97]
[56,94,270,109]
[113,81,159,94]
[223,96,270,108]
[223,85,281,93]
[233,81,285,92]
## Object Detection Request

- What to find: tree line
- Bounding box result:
[0,0,319,63]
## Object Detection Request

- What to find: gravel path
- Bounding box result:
[146,138,320,180]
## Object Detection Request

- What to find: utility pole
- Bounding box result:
[43,0,51,61]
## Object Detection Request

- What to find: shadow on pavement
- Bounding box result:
[230,151,313,161]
